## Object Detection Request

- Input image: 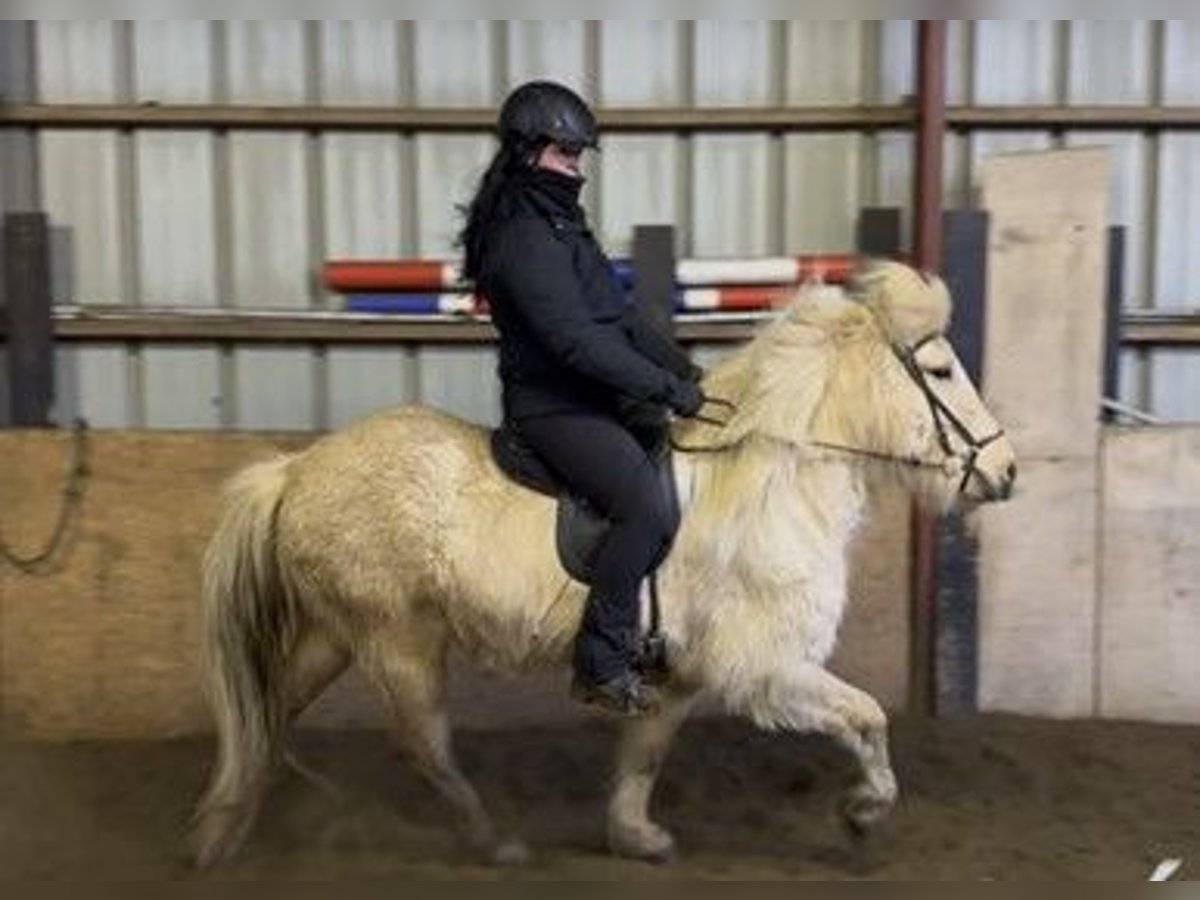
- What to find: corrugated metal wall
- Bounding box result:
[4,20,1199,429]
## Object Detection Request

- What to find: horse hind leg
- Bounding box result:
[361,638,529,865]
[192,623,349,868]
[608,688,697,862]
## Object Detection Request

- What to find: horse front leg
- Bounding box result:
[751,664,898,837]
[607,688,697,861]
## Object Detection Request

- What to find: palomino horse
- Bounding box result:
[192,261,1016,866]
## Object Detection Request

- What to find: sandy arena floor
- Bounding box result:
[3,714,1198,880]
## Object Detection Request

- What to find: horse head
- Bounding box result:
[678,259,1017,512]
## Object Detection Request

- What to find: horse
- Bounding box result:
[191,260,1017,867]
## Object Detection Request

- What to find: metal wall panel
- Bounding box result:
[417,347,500,427]
[1068,21,1152,105]
[326,347,418,430]
[1150,133,1200,419]
[415,135,493,256]
[507,21,588,92]
[597,136,681,256]
[695,21,777,106]
[973,21,1060,105]
[132,22,222,429]
[133,21,213,103]
[692,135,773,256]
[318,21,405,105]
[784,134,864,254]
[1163,20,1200,103]
[142,345,222,429]
[12,20,1200,428]
[412,21,496,106]
[880,21,918,104]
[785,21,866,105]
[599,21,684,107]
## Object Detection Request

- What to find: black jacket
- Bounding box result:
[478,168,697,421]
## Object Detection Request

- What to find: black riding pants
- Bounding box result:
[517,411,679,683]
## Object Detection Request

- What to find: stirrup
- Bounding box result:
[570,671,661,717]
[634,634,670,686]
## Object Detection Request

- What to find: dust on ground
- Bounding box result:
[3,714,1198,880]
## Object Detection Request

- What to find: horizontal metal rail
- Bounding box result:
[5,306,1196,347]
[4,103,1200,132]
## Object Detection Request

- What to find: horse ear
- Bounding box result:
[846,257,889,302]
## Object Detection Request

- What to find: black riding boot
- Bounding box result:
[571,601,660,716]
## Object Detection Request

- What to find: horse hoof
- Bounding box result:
[490,838,532,866]
[609,822,677,863]
[840,793,894,840]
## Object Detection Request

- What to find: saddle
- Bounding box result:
[489,422,679,680]
[488,422,680,585]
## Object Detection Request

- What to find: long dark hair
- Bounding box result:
[457,141,536,282]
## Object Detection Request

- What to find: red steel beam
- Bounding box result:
[910,21,949,717]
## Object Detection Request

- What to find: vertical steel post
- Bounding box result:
[909,20,948,715]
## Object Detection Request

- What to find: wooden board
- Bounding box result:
[979,147,1109,460]
[1099,426,1200,723]
[977,458,1098,717]
[1,430,911,739]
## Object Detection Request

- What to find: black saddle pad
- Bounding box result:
[489,424,679,584]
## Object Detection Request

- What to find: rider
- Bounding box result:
[459,80,705,716]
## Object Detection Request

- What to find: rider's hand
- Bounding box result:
[665,376,705,418]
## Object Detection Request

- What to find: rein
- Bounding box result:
[670,333,1004,495]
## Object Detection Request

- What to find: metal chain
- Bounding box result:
[0,417,90,573]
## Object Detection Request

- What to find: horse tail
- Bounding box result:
[192,454,298,867]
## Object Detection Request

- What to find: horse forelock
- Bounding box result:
[850,259,952,345]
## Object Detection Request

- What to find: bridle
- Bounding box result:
[671,331,1006,497]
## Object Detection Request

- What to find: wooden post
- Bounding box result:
[856,207,903,259]
[632,224,677,330]
[936,209,989,714]
[4,212,54,426]
[1102,226,1125,421]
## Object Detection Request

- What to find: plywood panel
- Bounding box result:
[979,148,1110,459]
[1100,427,1200,723]
[0,432,312,739]
[829,480,911,712]
[977,458,1097,718]
[0,429,913,739]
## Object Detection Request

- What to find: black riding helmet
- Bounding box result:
[498,80,599,154]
